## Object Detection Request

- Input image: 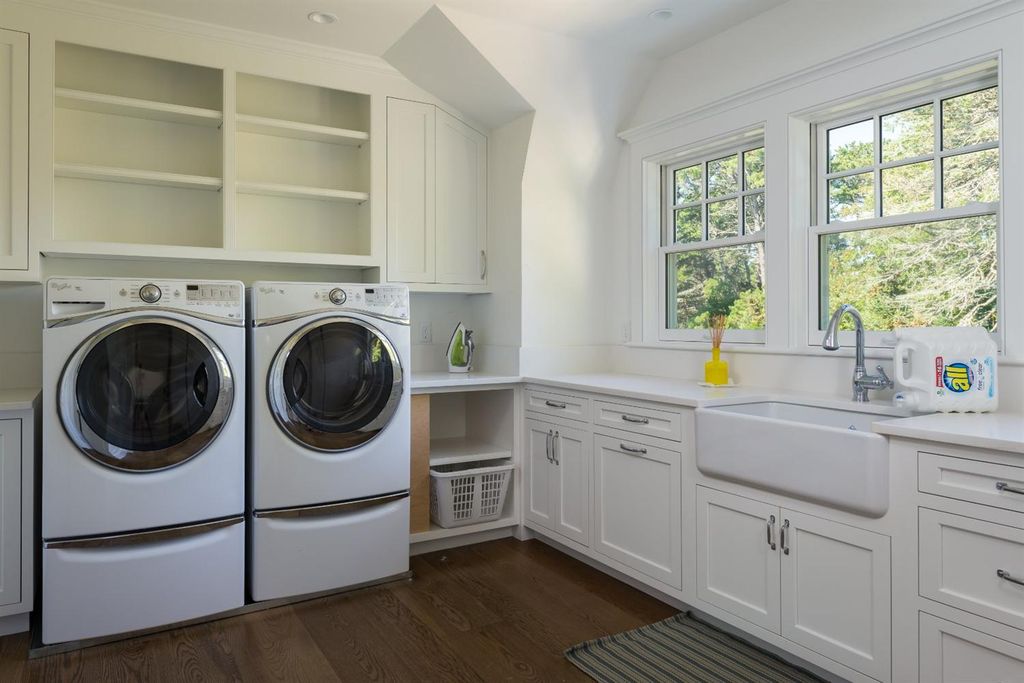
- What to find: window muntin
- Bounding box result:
[815,84,999,335]
[662,143,766,340]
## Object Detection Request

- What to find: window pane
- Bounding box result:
[828,119,873,173]
[943,149,999,208]
[708,198,740,239]
[744,148,765,190]
[674,165,702,204]
[667,244,765,330]
[828,171,875,222]
[707,154,739,197]
[881,104,933,163]
[942,86,998,150]
[744,193,765,233]
[820,215,997,331]
[882,160,933,216]
[674,206,702,243]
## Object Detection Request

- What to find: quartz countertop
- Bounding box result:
[872,411,1024,454]
[411,372,522,392]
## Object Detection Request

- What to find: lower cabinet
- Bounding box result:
[524,417,590,546]
[919,612,1024,682]
[593,435,681,588]
[696,486,891,681]
[0,420,23,611]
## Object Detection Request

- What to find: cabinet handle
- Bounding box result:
[766,514,777,550]
[553,431,560,465]
[621,414,650,425]
[544,400,567,409]
[480,250,487,279]
[997,569,1024,587]
[781,519,790,555]
[545,430,553,463]
[997,482,1024,496]
[619,443,647,455]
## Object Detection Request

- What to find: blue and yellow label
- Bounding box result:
[942,362,974,393]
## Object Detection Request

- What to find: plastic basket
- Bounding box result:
[429,459,514,528]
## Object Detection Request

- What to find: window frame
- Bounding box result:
[807,77,1001,349]
[659,140,767,343]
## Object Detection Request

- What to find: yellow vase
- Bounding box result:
[704,347,729,385]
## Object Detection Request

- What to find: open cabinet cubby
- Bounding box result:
[234,74,371,256]
[53,43,225,248]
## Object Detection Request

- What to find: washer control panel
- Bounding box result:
[47,277,244,323]
[253,282,409,321]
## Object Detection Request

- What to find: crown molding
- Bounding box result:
[7,0,401,76]
[619,0,1023,143]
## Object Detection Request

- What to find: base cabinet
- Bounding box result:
[696,486,891,681]
[524,417,589,546]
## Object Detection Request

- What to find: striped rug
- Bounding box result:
[564,612,824,683]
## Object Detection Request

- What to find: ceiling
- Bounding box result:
[87,0,788,58]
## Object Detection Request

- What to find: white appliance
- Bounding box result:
[248,282,411,602]
[41,277,246,645]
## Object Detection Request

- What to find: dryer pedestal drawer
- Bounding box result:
[251,494,410,602]
[41,517,244,645]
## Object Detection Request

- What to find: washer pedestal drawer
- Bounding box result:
[251,494,409,602]
[42,517,245,645]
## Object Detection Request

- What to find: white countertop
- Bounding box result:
[411,372,522,392]
[0,388,39,412]
[873,412,1024,454]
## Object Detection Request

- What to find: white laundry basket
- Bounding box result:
[429,459,514,528]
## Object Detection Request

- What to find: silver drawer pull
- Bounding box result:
[619,443,647,455]
[544,400,567,409]
[997,569,1024,587]
[621,414,650,425]
[996,482,1024,496]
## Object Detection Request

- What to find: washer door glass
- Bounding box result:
[61,319,234,471]
[270,318,403,451]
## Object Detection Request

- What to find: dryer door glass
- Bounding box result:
[270,318,403,451]
[61,319,235,471]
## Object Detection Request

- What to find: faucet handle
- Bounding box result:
[875,365,893,388]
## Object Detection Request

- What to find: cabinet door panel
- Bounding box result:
[551,425,589,546]
[780,509,891,681]
[919,612,1024,683]
[696,487,780,632]
[0,29,28,271]
[0,420,21,607]
[386,98,435,283]
[524,418,554,531]
[593,435,681,588]
[434,109,486,285]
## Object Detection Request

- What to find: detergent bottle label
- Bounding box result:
[933,356,991,397]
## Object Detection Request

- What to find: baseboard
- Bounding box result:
[0,612,29,637]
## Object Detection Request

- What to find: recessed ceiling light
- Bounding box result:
[307,10,338,25]
[648,8,673,20]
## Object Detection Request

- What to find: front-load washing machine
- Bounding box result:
[41,277,246,645]
[249,282,410,601]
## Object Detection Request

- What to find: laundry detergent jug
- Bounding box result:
[892,327,997,412]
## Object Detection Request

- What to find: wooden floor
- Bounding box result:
[0,539,677,682]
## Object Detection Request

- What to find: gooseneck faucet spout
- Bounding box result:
[822,304,893,403]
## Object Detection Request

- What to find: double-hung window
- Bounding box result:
[661,142,766,342]
[813,83,999,342]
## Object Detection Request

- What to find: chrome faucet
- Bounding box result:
[822,304,893,402]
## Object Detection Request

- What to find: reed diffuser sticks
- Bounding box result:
[710,314,727,351]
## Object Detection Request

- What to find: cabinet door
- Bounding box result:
[0,29,28,271]
[524,418,555,532]
[919,612,1024,683]
[0,420,21,607]
[695,487,780,632]
[780,509,891,681]
[550,425,590,546]
[593,435,681,588]
[386,98,435,283]
[434,108,486,285]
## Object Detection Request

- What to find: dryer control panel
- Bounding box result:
[251,282,410,322]
[46,277,244,324]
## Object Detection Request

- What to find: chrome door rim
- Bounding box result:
[267,316,404,452]
[58,316,235,472]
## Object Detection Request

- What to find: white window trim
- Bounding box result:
[658,138,766,343]
[806,76,1002,350]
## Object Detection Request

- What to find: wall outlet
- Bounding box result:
[417,322,432,344]
[620,322,631,344]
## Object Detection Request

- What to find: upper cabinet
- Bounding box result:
[387,98,488,290]
[0,28,28,272]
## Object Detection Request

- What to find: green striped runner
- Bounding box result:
[565,612,824,683]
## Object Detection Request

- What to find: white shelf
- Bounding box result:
[236,181,368,203]
[410,516,518,544]
[54,162,222,191]
[429,436,512,467]
[237,113,368,145]
[55,88,222,127]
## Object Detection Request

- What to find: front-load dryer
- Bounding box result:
[249,282,411,601]
[41,277,246,645]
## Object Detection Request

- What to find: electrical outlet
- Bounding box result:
[417,322,432,344]
[620,322,631,344]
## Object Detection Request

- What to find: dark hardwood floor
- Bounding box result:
[0,539,677,682]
